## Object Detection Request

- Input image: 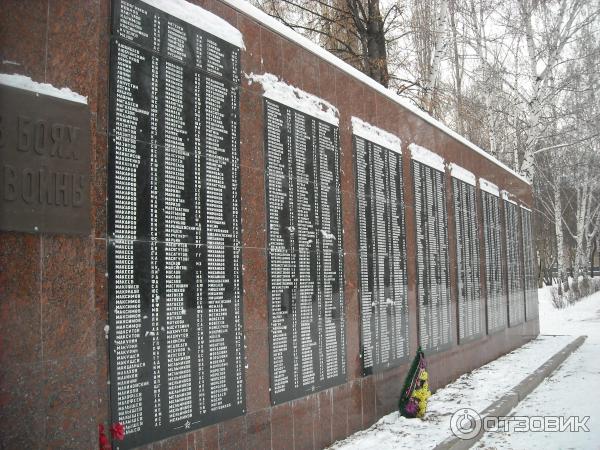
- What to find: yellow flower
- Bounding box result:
[419,370,429,382]
[412,388,425,400]
[422,384,431,398]
[411,380,432,418]
[417,398,427,418]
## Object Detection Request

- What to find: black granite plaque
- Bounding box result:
[108,1,244,447]
[504,199,525,326]
[412,160,452,353]
[521,207,538,321]
[264,99,346,404]
[481,191,507,333]
[354,135,408,373]
[452,178,482,343]
[0,84,91,234]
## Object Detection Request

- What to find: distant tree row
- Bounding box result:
[252,0,600,291]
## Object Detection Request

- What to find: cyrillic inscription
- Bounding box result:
[481,191,507,333]
[505,200,525,326]
[452,177,482,343]
[0,85,91,234]
[354,135,408,373]
[521,207,538,321]
[413,160,452,352]
[108,1,244,448]
[264,99,346,404]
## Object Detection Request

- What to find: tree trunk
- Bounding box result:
[449,0,464,134]
[573,184,589,278]
[423,0,449,113]
[538,252,545,288]
[553,182,568,292]
[572,183,590,292]
[590,239,597,278]
[364,1,389,87]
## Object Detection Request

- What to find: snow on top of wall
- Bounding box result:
[220,0,529,185]
[351,117,401,154]
[0,73,87,104]
[449,163,476,186]
[247,73,339,125]
[520,204,532,212]
[141,0,244,48]
[479,178,500,197]
[409,143,445,172]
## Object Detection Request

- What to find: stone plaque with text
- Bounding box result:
[521,207,538,321]
[0,84,91,234]
[108,0,244,447]
[481,191,507,333]
[354,135,409,374]
[264,99,346,404]
[452,177,482,343]
[505,200,525,326]
[413,160,452,353]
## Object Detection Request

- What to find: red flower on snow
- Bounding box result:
[110,422,125,441]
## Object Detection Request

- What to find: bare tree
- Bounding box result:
[253,0,600,283]
[252,0,402,87]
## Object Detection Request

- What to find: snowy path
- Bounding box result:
[330,288,599,450]
[477,290,600,449]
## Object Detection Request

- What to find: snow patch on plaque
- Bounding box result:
[351,117,402,154]
[141,0,244,48]
[449,163,476,186]
[479,178,500,197]
[409,143,445,172]
[501,190,518,205]
[246,73,339,125]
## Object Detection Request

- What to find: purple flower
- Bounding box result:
[405,398,419,416]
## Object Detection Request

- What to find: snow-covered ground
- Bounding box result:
[330,288,600,450]
[477,288,600,449]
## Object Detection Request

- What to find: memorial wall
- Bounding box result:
[0,0,540,448]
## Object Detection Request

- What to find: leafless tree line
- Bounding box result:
[252,0,600,291]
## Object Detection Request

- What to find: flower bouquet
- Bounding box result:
[398,347,431,418]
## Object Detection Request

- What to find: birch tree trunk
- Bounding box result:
[572,181,591,292]
[519,0,544,182]
[585,224,598,277]
[554,182,568,293]
[423,0,449,113]
[449,0,464,134]
[517,0,583,182]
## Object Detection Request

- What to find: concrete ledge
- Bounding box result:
[434,335,587,450]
